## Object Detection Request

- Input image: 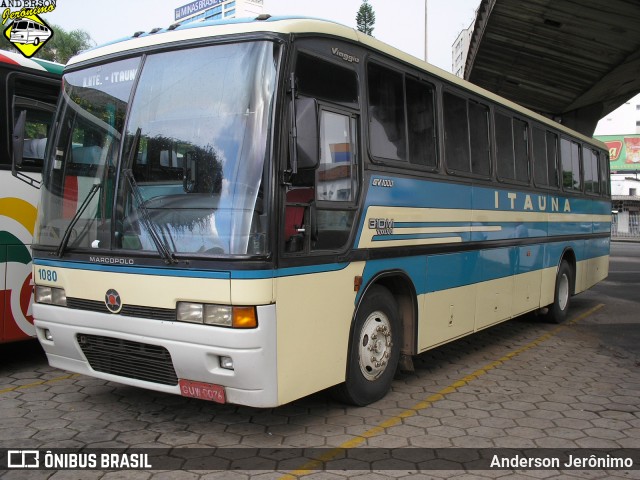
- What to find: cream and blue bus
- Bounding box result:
[27,16,610,407]
[0,49,61,343]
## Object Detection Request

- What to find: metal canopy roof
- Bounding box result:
[464,0,640,136]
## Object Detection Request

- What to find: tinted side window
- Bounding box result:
[443,92,469,172]
[600,153,610,195]
[513,119,529,182]
[532,127,547,185]
[296,52,358,105]
[469,101,490,176]
[546,131,559,188]
[561,138,582,191]
[20,103,55,163]
[406,77,437,168]
[368,62,406,161]
[496,114,530,183]
[496,113,514,180]
[9,75,60,169]
[584,148,600,194]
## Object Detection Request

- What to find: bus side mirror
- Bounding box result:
[295,97,319,170]
[12,109,27,177]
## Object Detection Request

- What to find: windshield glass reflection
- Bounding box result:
[36,41,278,258]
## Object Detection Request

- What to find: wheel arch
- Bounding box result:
[354,270,418,356]
[559,247,577,294]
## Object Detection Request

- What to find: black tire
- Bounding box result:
[333,285,400,406]
[546,260,573,323]
[34,38,40,46]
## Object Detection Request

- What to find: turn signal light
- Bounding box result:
[177,302,257,329]
[232,306,257,329]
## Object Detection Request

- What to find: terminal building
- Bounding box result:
[174,0,264,24]
[452,22,473,78]
[595,94,640,237]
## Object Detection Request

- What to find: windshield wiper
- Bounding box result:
[122,168,177,265]
[121,127,176,264]
[54,183,101,258]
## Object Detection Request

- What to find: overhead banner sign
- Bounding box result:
[175,0,223,21]
[596,134,640,171]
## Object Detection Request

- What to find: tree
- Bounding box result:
[36,25,95,64]
[356,0,375,37]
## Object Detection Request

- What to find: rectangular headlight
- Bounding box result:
[204,305,232,327]
[34,286,67,306]
[176,302,257,329]
[176,302,203,323]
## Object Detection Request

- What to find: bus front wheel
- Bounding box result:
[334,285,400,406]
[547,260,573,323]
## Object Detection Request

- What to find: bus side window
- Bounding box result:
[283,111,358,253]
[12,96,56,168]
[368,62,406,161]
[496,113,529,183]
[284,184,315,252]
[406,77,437,168]
[560,138,582,191]
[284,49,360,253]
[313,110,358,251]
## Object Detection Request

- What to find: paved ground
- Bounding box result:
[0,243,639,479]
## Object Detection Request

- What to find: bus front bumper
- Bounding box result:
[33,303,279,408]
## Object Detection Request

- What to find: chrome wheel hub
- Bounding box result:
[358,310,393,381]
[558,272,569,311]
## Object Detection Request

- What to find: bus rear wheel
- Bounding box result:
[333,285,400,406]
[546,260,573,323]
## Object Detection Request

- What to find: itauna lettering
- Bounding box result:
[494,191,571,212]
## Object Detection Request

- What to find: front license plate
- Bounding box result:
[179,379,226,403]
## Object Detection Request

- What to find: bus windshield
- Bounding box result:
[36,41,278,257]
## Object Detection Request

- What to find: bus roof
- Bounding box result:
[0,49,63,75]
[67,15,605,150]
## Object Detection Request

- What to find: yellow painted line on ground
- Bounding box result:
[0,372,80,395]
[280,303,605,478]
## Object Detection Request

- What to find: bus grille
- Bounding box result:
[67,298,176,321]
[76,334,178,386]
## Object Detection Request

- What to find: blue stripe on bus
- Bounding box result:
[358,237,609,301]
[358,176,611,246]
[33,258,349,279]
[365,176,610,214]
[385,221,602,241]
[372,233,472,242]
